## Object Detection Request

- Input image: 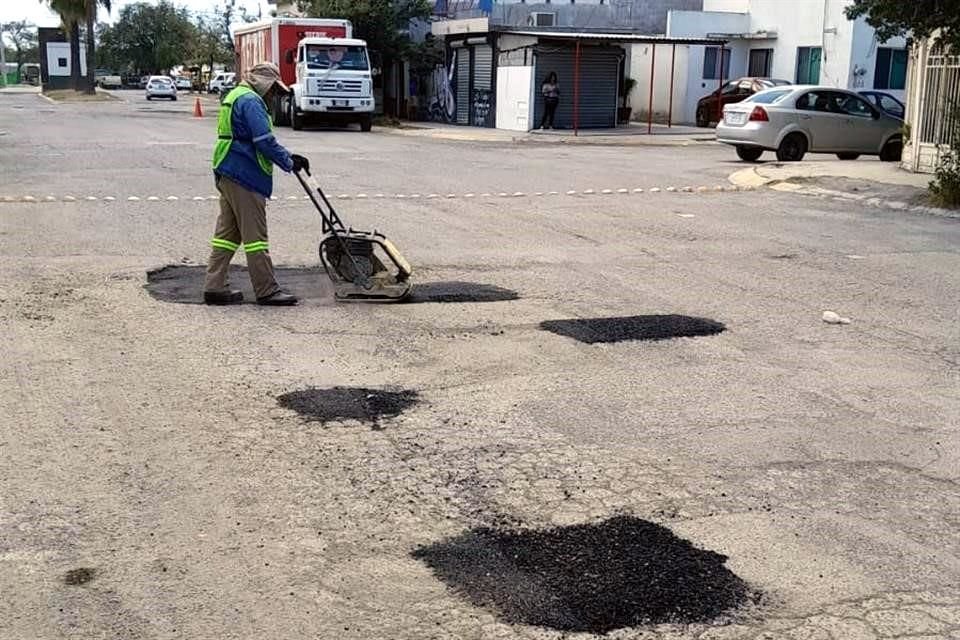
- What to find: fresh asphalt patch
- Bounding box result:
[540,315,726,344]
[403,281,519,304]
[276,387,419,429]
[145,265,333,304]
[146,266,516,305]
[413,515,758,634]
[63,567,96,586]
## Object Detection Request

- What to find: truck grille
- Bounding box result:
[310,79,363,95]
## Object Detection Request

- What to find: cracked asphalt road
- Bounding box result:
[1,92,958,640]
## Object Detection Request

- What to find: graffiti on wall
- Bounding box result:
[427,51,457,123]
[472,89,493,127]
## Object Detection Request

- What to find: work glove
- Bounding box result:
[291,154,310,173]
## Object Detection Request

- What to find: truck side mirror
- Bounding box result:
[285,49,295,65]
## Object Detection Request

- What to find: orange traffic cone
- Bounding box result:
[193,97,203,118]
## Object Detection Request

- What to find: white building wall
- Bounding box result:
[46,42,86,78]
[664,0,908,124]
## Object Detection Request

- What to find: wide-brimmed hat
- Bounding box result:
[247,61,290,95]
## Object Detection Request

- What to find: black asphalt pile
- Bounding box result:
[405,281,519,304]
[540,315,725,344]
[276,387,418,428]
[412,515,756,634]
[145,265,332,304]
[64,567,96,585]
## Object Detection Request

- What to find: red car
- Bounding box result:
[696,77,791,128]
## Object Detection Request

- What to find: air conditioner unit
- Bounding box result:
[529,12,556,27]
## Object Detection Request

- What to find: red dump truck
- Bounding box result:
[233,17,375,131]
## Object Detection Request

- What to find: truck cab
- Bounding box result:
[288,37,374,131]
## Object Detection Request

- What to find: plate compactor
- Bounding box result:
[295,168,413,301]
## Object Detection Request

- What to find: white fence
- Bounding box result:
[903,38,960,173]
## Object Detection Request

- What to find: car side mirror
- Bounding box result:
[285,49,295,65]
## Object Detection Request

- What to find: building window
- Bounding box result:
[748,49,773,77]
[703,47,731,80]
[874,47,907,90]
[796,46,822,84]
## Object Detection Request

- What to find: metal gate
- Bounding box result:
[903,40,960,173]
[472,44,494,127]
[456,48,470,125]
[534,45,620,129]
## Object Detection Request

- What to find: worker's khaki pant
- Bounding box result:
[204,175,280,300]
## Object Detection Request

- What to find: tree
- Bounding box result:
[96,2,195,75]
[1,21,39,82]
[845,0,960,50]
[83,0,111,93]
[295,0,432,65]
[190,14,234,86]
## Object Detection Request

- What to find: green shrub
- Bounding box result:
[929,103,960,208]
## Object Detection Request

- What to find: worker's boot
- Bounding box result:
[203,289,244,305]
[257,290,298,306]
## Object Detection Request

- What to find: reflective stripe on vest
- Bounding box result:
[212,85,273,176]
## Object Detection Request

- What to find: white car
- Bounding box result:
[173,76,192,91]
[145,76,177,101]
[208,72,235,94]
[716,85,903,162]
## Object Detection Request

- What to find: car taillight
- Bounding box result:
[749,106,769,122]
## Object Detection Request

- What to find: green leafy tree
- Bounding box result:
[96,1,195,75]
[1,21,39,81]
[190,14,234,86]
[295,0,432,65]
[844,0,960,50]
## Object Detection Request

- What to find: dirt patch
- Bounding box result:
[64,567,96,585]
[540,315,725,344]
[413,515,758,633]
[405,281,519,304]
[276,387,418,429]
[44,90,116,102]
[145,265,333,305]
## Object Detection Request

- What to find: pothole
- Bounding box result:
[412,516,758,633]
[404,281,519,304]
[146,267,515,305]
[540,315,725,344]
[276,386,418,429]
[145,265,332,304]
[64,567,96,585]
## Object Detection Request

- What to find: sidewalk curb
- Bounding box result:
[727,166,959,219]
[377,125,718,148]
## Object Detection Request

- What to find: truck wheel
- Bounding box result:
[291,102,303,131]
[360,116,372,132]
[273,94,289,127]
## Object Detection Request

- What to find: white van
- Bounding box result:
[208,72,235,94]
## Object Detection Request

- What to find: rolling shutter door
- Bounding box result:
[472,44,494,127]
[535,46,619,129]
[456,49,470,125]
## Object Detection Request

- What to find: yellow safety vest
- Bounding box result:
[212,85,273,176]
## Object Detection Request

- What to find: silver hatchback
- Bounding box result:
[716,85,903,162]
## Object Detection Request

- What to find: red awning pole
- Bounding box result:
[573,39,581,136]
[668,43,676,128]
[647,44,656,135]
[716,46,724,125]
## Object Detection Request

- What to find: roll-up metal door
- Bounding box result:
[456,48,470,125]
[472,44,494,127]
[534,46,620,129]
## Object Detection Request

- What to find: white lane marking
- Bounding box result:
[104,196,115,201]
[22,196,36,202]
[513,192,524,197]
[286,195,299,200]
[665,187,676,192]
[357,194,368,199]
[677,213,696,218]
[548,191,559,196]
[566,190,577,195]
[846,254,866,260]
[633,188,644,193]
[617,188,629,194]
[601,189,613,194]
[446,194,457,198]
[147,196,160,201]
[167,196,179,201]
[63,195,76,201]
[44,196,57,202]
[128,196,140,201]
[649,187,661,193]
[583,189,595,195]
[464,193,475,198]
[498,192,509,197]
[193,196,206,201]
[85,196,98,201]
[535,192,544,196]
[410,194,421,199]
[337,194,350,199]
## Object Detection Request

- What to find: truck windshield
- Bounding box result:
[303,45,368,70]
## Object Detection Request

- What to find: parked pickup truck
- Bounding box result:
[98,75,123,89]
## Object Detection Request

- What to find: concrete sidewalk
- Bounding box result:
[380,121,717,146]
[0,85,40,94]
[728,159,930,190]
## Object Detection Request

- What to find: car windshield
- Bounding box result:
[749,89,791,104]
[150,77,171,85]
[758,79,791,88]
[303,45,368,70]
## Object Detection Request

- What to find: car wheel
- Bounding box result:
[696,108,709,128]
[360,116,373,132]
[836,153,860,160]
[880,139,903,162]
[146,95,152,101]
[736,146,763,162]
[171,96,177,101]
[776,133,807,162]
